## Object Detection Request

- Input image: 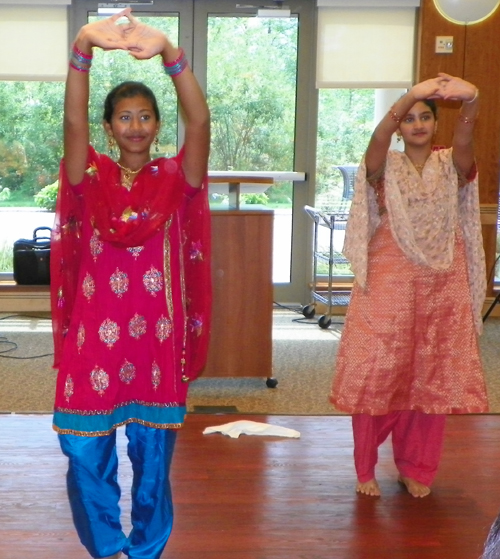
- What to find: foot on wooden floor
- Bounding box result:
[356,478,381,497]
[398,476,431,498]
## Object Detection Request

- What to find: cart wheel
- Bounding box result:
[266,377,278,388]
[318,315,331,329]
[302,304,315,319]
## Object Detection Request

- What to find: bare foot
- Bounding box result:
[398,476,431,498]
[356,478,381,497]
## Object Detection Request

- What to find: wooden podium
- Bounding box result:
[203,176,274,384]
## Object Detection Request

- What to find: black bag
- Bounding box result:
[13,226,52,285]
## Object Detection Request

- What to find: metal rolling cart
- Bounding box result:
[303,205,351,328]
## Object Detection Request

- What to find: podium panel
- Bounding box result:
[204,210,273,378]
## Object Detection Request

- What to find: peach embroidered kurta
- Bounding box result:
[330,148,488,415]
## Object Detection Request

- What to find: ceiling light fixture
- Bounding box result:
[433,0,500,25]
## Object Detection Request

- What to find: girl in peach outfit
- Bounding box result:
[330,75,487,498]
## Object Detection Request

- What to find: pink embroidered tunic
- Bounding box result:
[330,148,488,415]
[51,147,211,436]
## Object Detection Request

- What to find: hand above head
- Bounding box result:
[410,77,442,101]
[76,8,132,52]
[435,73,478,102]
[119,12,170,60]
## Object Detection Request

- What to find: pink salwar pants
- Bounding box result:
[352,411,446,486]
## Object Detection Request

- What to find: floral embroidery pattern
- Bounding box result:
[143,266,163,297]
[155,315,172,343]
[129,314,147,339]
[90,366,109,396]
[64,374,74,402]
[119,359,136,384]
[189,241,204,261]
[77,322,85,352]
[110,268,129,298]
[189,314,204,337]
[152,361,161,390]
[85,161,98,178]
[82,273,95,301]
[90,230,104,261]
[120,206,138,223]
[127,246,144,259]
[99,319,120,348]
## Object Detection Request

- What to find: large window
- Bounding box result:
[313,2,417,283]
[0,0,319,307]
[0,3,307,292]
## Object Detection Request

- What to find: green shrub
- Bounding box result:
[34,180,59,211]
[242,192,268,205]
[0,242,13,273]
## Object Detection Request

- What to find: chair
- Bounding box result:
[335,164,358,202]
[330,165,358,231]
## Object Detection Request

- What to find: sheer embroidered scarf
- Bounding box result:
[343,148,486,333]
[50,146,212,377]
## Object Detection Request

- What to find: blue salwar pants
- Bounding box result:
[59,423,177,559]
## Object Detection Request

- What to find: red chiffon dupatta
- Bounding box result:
[50,146,212,381]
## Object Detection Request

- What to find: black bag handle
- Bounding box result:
[33,226,52,241]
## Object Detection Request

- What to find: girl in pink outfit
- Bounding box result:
[50,9,211,558]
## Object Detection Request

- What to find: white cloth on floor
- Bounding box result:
[203,420,300,439]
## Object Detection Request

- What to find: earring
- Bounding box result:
[108,135,116,157]
[154,136,160,153]
[396,135,402,143]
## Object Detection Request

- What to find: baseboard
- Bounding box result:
[1,282,500,319]
[0,281,50,312]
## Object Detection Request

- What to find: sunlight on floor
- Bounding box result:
[0,316,52,333]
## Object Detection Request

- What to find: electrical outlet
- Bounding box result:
[435,36,454,54]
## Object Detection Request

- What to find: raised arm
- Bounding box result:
[64,11,129,185]
[123,16,210,188]
[438,73,479,177]
[164,45,211,189]
[364,78,441,177]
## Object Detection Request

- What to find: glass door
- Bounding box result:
[195,0,315,301]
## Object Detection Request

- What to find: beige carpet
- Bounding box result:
[1,308,499,415]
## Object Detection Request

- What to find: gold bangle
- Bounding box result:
[389,104,403,123]
[458,113,477,125]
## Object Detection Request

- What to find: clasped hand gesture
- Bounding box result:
[79,8,168,59]
[436,73,477,103]
[411,73,477,103]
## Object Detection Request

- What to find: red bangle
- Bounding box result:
[72,43,93,61]
[163,48,184,68]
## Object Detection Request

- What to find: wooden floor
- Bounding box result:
[1,413,499,559]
